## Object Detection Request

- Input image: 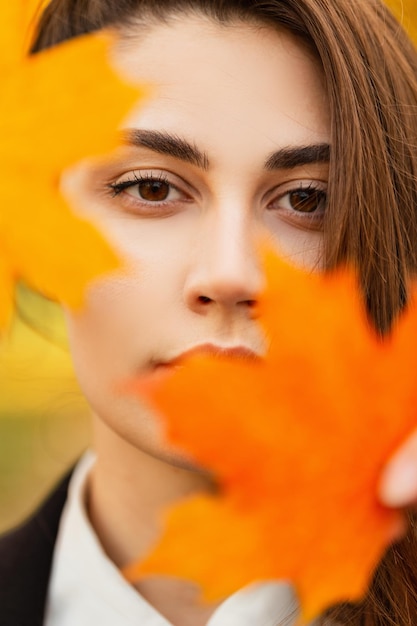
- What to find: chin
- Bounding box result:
[91,394,211,476]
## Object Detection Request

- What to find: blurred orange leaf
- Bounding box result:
[0,2,144,327]
[124,251,417,622]
[0,1,49,69]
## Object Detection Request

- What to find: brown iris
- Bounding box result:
[289,189,325,213]
[138,180,170,201]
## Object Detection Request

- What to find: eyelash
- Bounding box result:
[270,182,327,226]
[109,172,176,198]
[107,172,327,226]
[107,171,189,218]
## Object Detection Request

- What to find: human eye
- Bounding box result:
[268,181,327,230]
[107,170,192,216]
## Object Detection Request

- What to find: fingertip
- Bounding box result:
[379,458,417,508]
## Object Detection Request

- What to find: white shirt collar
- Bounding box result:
[45,452,307,626]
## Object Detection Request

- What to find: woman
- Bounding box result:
[2,0,417,624]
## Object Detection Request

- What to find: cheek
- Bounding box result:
[64,214,207,379]
[264,214,324,269]
[64,274,164,381]
[64,207,198,363]
[64,285,190,462]
[63,284,158,447]
[63,246,190,393]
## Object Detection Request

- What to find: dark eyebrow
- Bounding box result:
[264,143,330,170]
[124,129,210,170]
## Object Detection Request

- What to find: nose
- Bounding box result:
[183,206,264,314]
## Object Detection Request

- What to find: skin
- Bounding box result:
[380,434,417,507]
[60,13,417,626]
[63,17,329,462]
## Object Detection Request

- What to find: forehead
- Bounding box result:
[113,17,330,160]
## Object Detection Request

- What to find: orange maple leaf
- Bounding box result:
[123,251,417,622]
[0,1,49,69]
[0,2,144,327]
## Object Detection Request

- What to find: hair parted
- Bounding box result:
[31,0,417,624]
[32,0,417,336]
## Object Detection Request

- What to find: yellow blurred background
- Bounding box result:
[0,287,90,532]
[385,0,417,45]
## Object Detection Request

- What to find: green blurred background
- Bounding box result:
[0,288,90,532]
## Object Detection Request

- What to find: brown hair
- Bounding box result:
[31,0,417,623]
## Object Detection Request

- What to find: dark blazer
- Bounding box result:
[0,472,72,626]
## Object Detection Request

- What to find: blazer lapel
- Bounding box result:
[0,470,72,626]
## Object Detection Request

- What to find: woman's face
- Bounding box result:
[63,16,330,463]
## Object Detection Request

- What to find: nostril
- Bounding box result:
[198,295,212,304]
[245,299,257,307]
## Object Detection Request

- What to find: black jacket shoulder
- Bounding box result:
[0,471,72,626]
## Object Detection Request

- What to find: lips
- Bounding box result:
[127,344,262,397]
[158,343,262,368]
